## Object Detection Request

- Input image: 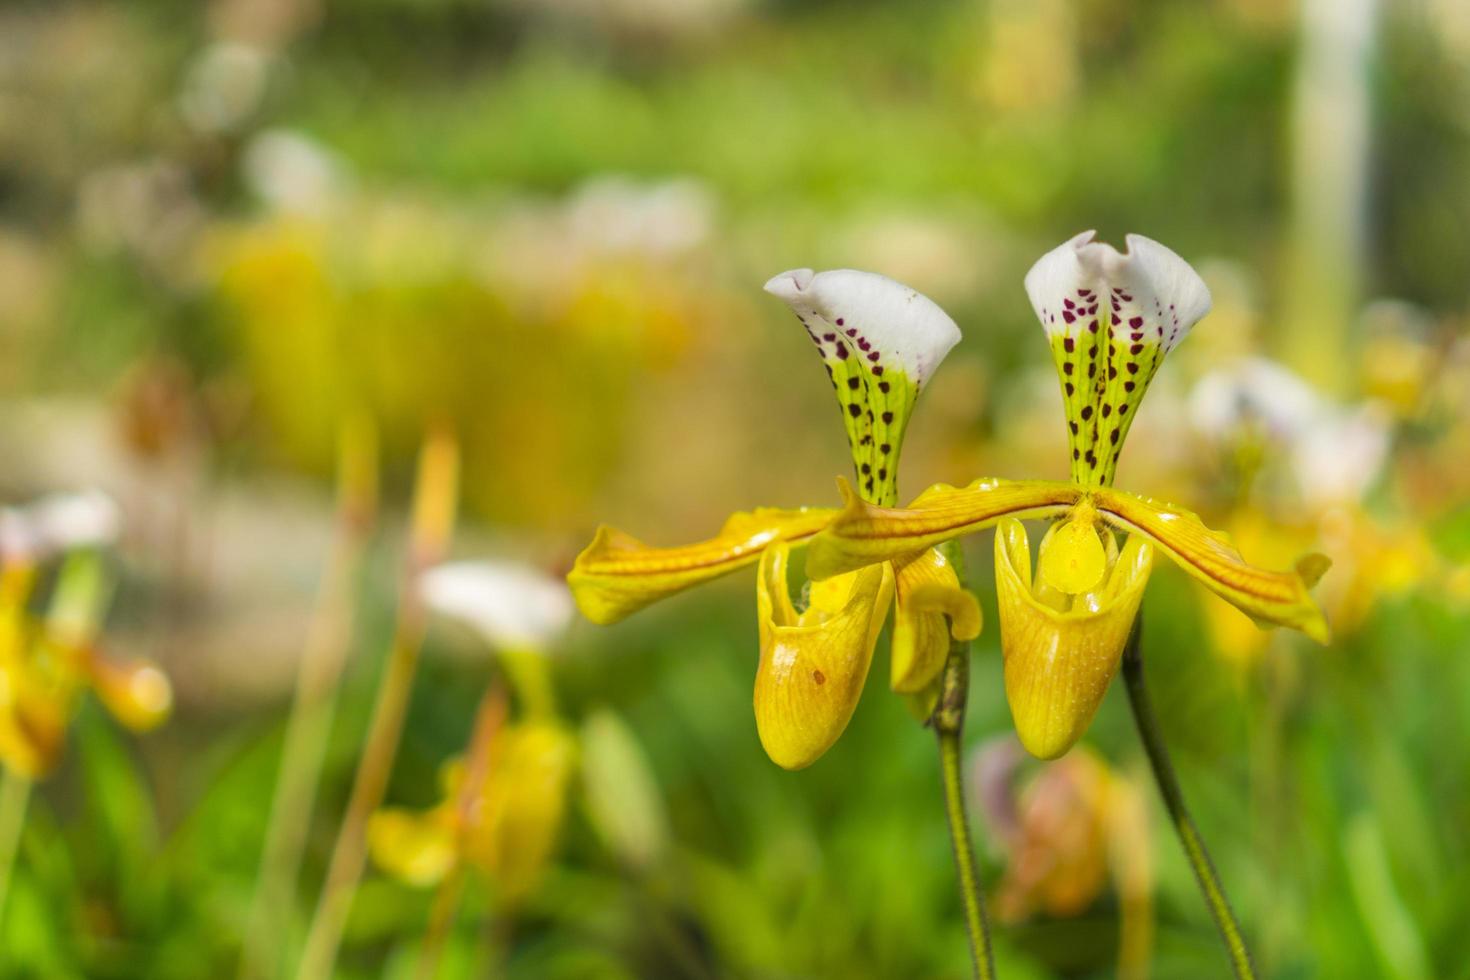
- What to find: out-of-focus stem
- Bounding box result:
[296,428,459,980]
[1120,621,1256,980]
[240,418,378,980]
[0,769,30,947]
[413,685,507,980]
[930,541,996,980]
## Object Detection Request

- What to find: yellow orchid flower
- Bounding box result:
[369,717,577,904]
[570,269,980,769]
[0,537,171,779]
[807,232,1331,759]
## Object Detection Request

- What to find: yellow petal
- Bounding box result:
[806,478,1080,581]
[89,656,173,731]
[890,547,981,694]
[754,543,894,770]
[465,722,577,904]
[1093,487,1330,642]
[367,805,458,888]
[567,507,834,625]
[995,519,1153,760]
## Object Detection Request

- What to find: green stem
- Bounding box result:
[296,430,458,980]
[0,768,31,947]
[931,541,996,980]
[413,686,506,980]
[240,419,377,980]
[1120,621,1256,980]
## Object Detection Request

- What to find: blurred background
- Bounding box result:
[1,0,1468,976]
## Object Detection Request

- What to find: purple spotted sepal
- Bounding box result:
[1024,232,1211,486]
[765,269,961,506]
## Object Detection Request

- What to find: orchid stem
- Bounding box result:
[932,541,996,980]
[413,686,507,980]
[0,768,31,948]
[241,417,377,980]
[296,429,459,980]
[1121,621,1256,980]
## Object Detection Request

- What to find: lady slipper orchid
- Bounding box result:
[569,269,980,769]
[0,498,171,778]
[806,232,1331,759]
[371,559,578,902]
[368,719,577,902]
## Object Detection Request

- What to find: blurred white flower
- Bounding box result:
[25,489,121,552]
[1189,357,1391,506]
[179,42,272,133]
[0,489,120,563]
[243,129,345,216]
[421,560,574,653]
[1291,402,1391,508]
[1189,356,1320,444]
[564,176,714,257]
[0,509,40,564]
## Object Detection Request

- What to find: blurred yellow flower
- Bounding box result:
[0,497,171,779]
[977,739,1154,979]
[369,720,576,905]
[207,185,714,529]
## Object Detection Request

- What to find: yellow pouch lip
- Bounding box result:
[995,518,1154,760]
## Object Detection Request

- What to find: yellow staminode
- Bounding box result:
[1036,503,1108,596]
